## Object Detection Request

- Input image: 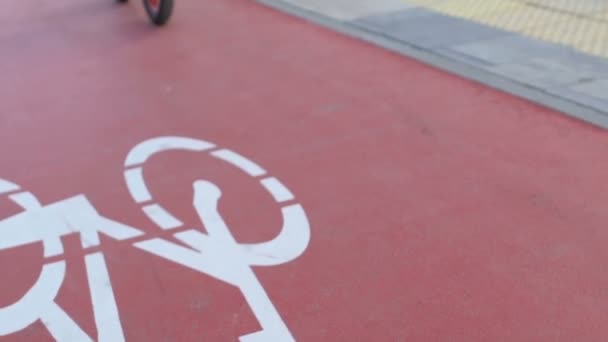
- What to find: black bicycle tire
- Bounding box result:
[143,0,173,26]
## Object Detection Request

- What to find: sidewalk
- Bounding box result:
[260,0,608,129]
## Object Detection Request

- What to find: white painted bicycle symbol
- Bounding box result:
[0,136,311,342]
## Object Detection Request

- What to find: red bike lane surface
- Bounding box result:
[2,0,608,341]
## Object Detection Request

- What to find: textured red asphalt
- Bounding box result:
[2,0,608,341]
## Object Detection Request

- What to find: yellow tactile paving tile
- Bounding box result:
[405,0,608,58]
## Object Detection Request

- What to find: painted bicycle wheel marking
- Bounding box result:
[124,137,301,234]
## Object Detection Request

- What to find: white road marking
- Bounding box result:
[42,301,93,342]
[125,136,216,167]
[86,252,126,342]
[261,177,295,203]
[143,204,183,230]
[124,168,152,204]
[7,192,63,257]
[0,179,19,194]
[241,204,310,266]
[0,261,66,336]
[211,149,267,177]
[8,192,40,208]
[0,135,310,342]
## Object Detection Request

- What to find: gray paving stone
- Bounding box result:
[547,85,608,113]
[569,79,608,101]
[433,47,496,68]
[355,7,437,29]
[448,35,564,65]
[355,9,508,49]
[549,50,608,79]
[278,0,413,20]
[486,58,591,88]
